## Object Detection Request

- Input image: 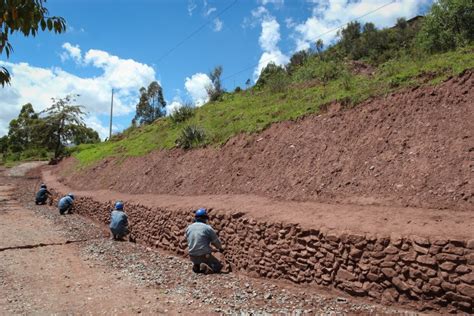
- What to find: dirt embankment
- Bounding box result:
[59,70,474,211]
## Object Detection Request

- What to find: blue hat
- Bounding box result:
[195,208,208,218]
[115,201,124,210]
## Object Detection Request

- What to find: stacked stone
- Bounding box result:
[48,189,473,313]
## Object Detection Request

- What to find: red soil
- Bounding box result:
[59,70,474,213]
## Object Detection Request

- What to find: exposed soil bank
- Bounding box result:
[59,70,474,211]
[43,170,474,313]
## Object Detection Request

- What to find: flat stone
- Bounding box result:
[412,235,430,247]
[455,265,471,274]
[460,273,474,285]
[446,291,471,302]
[436,253,461,262]
[384,245,399,254]
[413,243,429,255]
[392,277,409,291]
[467,239,474,249]
[367,273,380,282]
[439,261,456,271]
[400,252,417,262]
[381,268,396,278]
[336,269,357,282]
[456,284,474,298]
[441,282,456,292]
[442,244,465,256]
[416,255,436,266]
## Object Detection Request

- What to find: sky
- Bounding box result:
[0,0,433,139]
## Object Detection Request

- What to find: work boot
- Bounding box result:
[199,263,213,275]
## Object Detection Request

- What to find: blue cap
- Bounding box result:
[195,208,208,218]
[115,201,124,210]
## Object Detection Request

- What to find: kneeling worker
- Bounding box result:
[35,183,51,205]
[58,193,75,215]
[109,201,129,241]
[185,208,224,274]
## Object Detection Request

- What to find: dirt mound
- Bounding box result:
[59,70,474,211]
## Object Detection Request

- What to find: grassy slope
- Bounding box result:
[72,46,474,166]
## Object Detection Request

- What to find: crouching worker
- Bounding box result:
[58,193,75,215]
[35,183,51,205]
[185,208,224,274]
[109,201,129,241]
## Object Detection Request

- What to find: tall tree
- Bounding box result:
[206,65,224,102]
[133,81,166,125]
[1,0,66,86]
[41,94,86,158]
[7,103,40,152]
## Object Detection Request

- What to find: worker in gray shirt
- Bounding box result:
[185,208,224,274]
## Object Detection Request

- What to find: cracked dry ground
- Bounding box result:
[0,170,415,315]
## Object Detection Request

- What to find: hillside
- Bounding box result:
[70,46,474,166]
[58,69,474,211]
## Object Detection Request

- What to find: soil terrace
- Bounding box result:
[60,70,474,212]
[43,169,473,239]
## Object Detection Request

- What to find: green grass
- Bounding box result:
[73,46,474,167]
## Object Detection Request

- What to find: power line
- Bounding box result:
[222,0,396,83]
[156,0,238,64]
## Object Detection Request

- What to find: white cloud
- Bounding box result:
[206,7,217,16]
[258,0,284,7]
[292,0,432,52]
[188,0,197,16]
[166,101,184,116]
[213,18,223,32]
[254,16,289,80]
[60,42,82,63]
[0,44,156,139]
[184,73,212,107]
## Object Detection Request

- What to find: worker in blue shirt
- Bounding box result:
[58,193,75,215]
[185,208,224,274]
[109,201,129,241]
[35,183,51,205]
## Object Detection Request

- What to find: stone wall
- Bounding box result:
[50,192,474,313]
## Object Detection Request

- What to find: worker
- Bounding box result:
[185,208,224,274]
[58,193,75,215]
[109,201,129,241]
[35,183,51,205]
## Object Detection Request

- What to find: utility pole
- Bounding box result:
[109,88,114,140]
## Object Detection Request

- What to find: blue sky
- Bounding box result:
[0,0,433,138]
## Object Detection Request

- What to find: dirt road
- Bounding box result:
[0,166,414,314]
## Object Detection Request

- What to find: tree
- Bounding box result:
[286,50,308,74]
[417,0,474,53]
[133,81,166,125]
[1,0,66,86]
[71,125,100,145]
[41,94,86,158]
[7,103,40,152]
[315,39,324,56]
[206,65,224,102]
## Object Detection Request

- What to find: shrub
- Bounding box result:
[293,58,344,84]
[176,125,206,149]
[267,71,290,93]
[170,105,195,124]
[234,86,242,93]
[340,69,354,91]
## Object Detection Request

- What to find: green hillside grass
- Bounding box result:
[71,46,474,167]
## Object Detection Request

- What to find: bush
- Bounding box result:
[170,105,195,124]
[417,0,474,53]
[234,86,242,93]
[293,58,344,84]
[176,125,206,149]
[267,71,290,93]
